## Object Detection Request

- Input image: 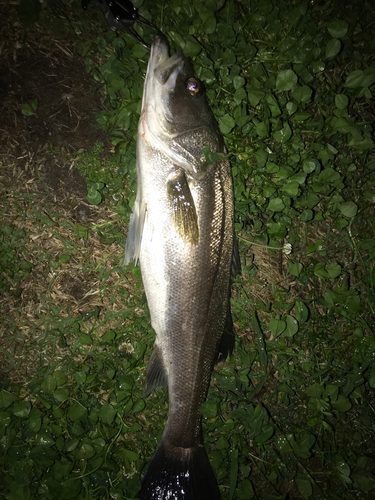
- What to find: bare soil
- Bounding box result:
[0,3,108,217]
[0,3,120,383]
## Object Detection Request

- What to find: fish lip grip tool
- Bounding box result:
[82,0,162,49]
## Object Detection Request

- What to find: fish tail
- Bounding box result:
[137,439,221,500]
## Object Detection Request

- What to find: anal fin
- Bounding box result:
[144,344,168,397]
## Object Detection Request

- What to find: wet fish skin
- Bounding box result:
[125,34,235,500]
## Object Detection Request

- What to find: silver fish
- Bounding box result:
[125,34,237,500]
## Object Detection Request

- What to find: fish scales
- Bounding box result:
[125,34,235,500]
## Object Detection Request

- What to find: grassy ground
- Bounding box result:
[1,0,375,499]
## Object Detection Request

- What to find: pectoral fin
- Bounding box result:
[167,170,199,245]
[124,199,147,265]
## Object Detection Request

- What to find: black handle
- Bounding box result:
[82,0,162,49]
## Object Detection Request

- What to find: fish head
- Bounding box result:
[141,34,222,178]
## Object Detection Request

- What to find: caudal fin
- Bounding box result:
[137,439,221,500]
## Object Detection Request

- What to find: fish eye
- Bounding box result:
[186,78,202,97]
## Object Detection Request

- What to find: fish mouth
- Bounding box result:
[141,35,215,175]
[143,34,185,107]
[141,34,188,155]
[149,34,170,71]
[152,36,184,90]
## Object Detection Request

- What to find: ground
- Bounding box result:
[0,3,120,383]
[0,5,107,217]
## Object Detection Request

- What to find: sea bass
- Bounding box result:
[125,34,236,500]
